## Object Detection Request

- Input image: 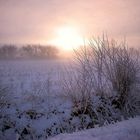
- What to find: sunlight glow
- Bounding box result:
[49,26,83,50]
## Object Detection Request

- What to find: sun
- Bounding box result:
[49,26,83,50]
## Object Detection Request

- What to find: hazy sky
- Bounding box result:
[0,0,140,47]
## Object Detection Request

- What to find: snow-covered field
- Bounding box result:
[50,117,140,140]
[0,60,69,98]
[0,60,73,139]
[0,60,139,140]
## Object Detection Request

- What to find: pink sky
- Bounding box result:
[0,0,140,48]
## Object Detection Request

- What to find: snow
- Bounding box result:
[49,117,140,140]
[0,60,73,100]
[0,60,140,139]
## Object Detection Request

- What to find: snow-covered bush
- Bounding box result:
[63,36,140,127]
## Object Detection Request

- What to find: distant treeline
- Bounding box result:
[0,44,59,59]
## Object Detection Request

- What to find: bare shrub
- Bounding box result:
[62,58,93,115]
[63,35,140,123]
[89,37,140,115]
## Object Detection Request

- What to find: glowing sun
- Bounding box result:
[50,26,83,50]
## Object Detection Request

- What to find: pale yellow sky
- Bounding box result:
[0,0,140,48]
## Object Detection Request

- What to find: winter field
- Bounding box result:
[0,60,68,98]
[1,0,140,139]
[0,60,74,139]
[0,42,140,140]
